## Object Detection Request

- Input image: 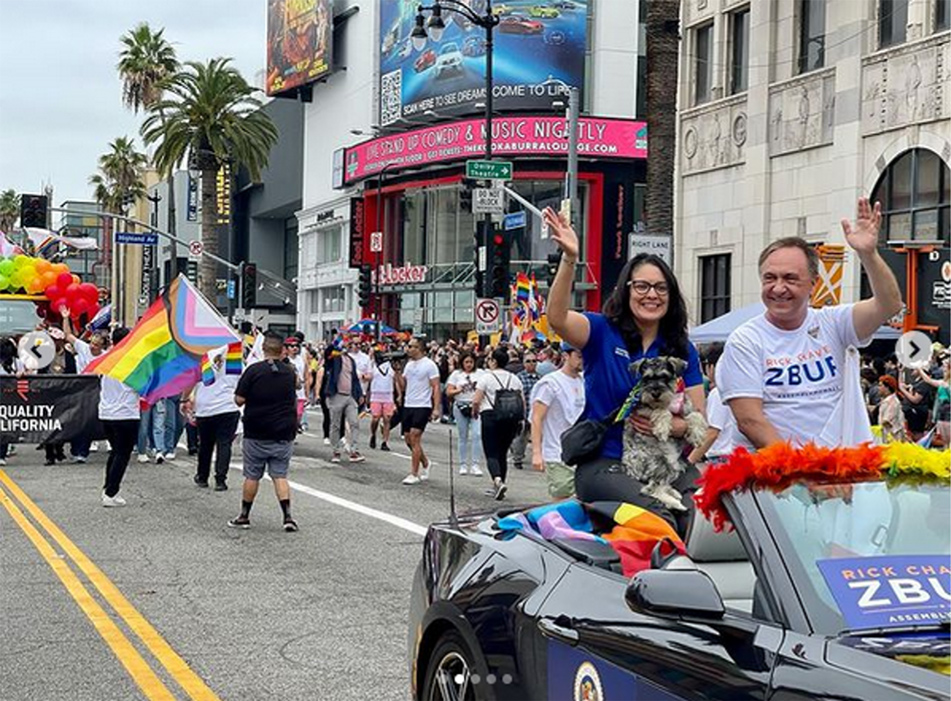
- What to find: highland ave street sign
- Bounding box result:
[466,160,513,181]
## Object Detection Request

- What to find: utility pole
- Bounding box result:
[566,86,580,232]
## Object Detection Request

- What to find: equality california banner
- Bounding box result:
[0,375,105,446]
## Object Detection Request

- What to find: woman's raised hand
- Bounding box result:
[543,207,579,262]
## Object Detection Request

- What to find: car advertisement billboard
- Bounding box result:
[266,0,333,96]
[378,0,589,125]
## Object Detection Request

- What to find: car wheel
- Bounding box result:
[422,631,481,701]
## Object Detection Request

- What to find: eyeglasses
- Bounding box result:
[628,280,669,296]
[284,344,299,349]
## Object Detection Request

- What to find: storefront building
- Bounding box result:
[675,0,950,343]
[293,0,648,340]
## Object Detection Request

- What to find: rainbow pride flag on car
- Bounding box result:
[85,275,240,405]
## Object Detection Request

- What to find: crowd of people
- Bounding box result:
[1,197,948,535]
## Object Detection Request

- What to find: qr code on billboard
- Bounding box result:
[380,69,402,126]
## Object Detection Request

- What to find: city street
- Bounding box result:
[1,413,550,701]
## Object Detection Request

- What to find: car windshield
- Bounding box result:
[757,480,951,636]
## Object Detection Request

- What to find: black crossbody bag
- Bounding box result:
[560,401,625,467]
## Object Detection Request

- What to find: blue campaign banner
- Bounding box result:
[817,556,951,630]
[116,232,158,245]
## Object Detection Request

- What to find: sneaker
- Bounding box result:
[164,452,177,461]
[419,466,430,481]
[349,452,366,463]
[369,435,377,450]
[90,442,99,453]
[513,463,524,470]
[213,481,228,492]
[494,481,508,501]
[137,454,150,464]
[156,454,165,465]
[227,516,251,529]
[0,458,6,466]
[194,475,209,488]
[283,518,299,533]
[380,442,390,452]
[470,465,484,476]
[459,464,469,476]
[402,474,421,485]
[331,452,341,463]
[323,437,331,446]
[101,492,127,507]
[483,487,497,496]
[72,456,87,464]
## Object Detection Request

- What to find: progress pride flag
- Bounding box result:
[342,116,647,184]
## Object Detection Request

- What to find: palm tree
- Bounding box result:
[89,137,148,214]
[141,58,278,299]
[117,23,180,243]
[645,0,681,241]
[0,189,19,233]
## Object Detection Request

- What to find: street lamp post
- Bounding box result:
[413,1,500,321]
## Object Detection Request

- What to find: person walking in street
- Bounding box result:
[472,347,524,500]
[192,347,241,491]
[446,351,485,476]
[284,337,308,433]
[228,331,299,532]
[530,342,585,498]
[324,339,365,463]
[368,352,399,452]
[63,317,108,462]
[510,351,541,470]
[98,327,141,507]
[397,338,441,485]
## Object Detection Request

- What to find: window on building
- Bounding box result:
[880,0,909,48]
[321,285,347,313]
[700,254,731,323]
[798,0,826,73]
[283,217,298,282]
[871,149,951,245]
[694,22,713,105]
[938,0,950,31]
[317,224,342,264]
[730,8,750,94]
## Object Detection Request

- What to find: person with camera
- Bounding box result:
[446,351,485,476]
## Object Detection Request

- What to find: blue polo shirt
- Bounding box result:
[580,312,703,460]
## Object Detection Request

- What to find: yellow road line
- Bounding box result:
[0,485,176,701]
[0,470,221,701]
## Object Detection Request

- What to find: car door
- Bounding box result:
[534,562,784,700]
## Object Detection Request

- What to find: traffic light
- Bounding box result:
[19,194,48,228]
[241,263,257,309]
[546,251,562,286]
[358,264,373,308]
[488,229,510,298]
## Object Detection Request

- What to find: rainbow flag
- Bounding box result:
[515,271,531,304]
[85,275,240,405]
[224,341,242,375]
[200,354,216,386]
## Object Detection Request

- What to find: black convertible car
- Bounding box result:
[408,476,950,700]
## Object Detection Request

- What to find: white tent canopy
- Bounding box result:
[689,302,902,344]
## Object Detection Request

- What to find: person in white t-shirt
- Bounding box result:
[396,338,441,485]
[446,351,486,476]
[530,342,585,498]
[284,338,308,432]
[191,346,242,491]
[63,317,109,462]
[472,347,524,501]
[349,341,374,403]
[97,327,142,507]
[368,355,400,452]
[718,198,902,449]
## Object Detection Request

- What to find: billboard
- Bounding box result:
[342,115,647,184]
[266,0,333,96]
[378,0,589,125]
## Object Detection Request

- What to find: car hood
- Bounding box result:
[829,631,950,680]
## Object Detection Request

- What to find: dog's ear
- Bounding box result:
[629,358,646,376]
[667,357,686,375]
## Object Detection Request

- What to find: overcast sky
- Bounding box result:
[0,0,265,206]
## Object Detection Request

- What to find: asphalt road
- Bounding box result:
[0,412,551,701]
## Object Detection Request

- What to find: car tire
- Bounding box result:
[421,630,489,701]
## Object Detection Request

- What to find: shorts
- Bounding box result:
[402,407,432,434]
[242,438,293,480]
[371,401,396,419]
[296,399,306,422]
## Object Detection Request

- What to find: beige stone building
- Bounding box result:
[675,0,950,342]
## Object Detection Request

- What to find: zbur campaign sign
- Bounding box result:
[378,0,589,125]
[0,375,104,446]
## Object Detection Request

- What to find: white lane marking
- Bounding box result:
[228,464,427,536]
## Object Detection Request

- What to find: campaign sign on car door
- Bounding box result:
[817,556,951,629]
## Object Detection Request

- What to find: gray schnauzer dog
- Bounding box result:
[621,356,708,511]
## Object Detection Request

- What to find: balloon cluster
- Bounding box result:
[0,254,101,323]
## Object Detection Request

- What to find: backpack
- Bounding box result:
[490,372,524,423]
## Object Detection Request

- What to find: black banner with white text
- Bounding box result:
[0,375,105,446]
